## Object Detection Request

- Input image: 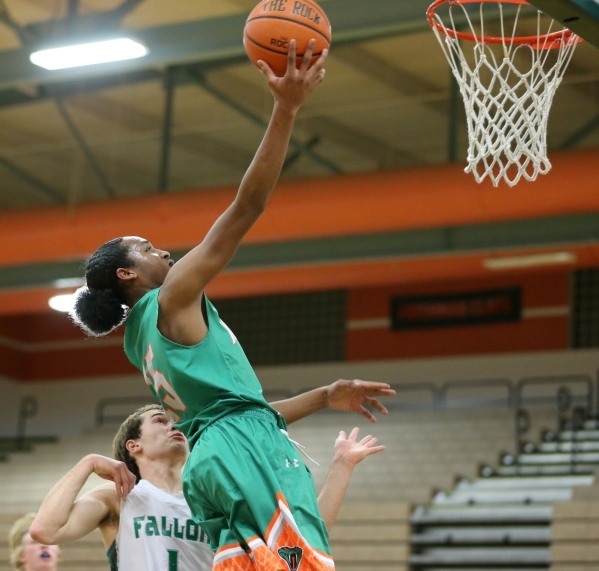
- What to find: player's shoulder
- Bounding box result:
[84,483,121,510]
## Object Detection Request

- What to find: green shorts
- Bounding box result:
[182,408,333,570]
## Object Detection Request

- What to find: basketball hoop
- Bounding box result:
[428,0,582,187]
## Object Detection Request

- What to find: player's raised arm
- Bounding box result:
[30,454,135,545]
[159,40,327,315]
[318,428,385,530]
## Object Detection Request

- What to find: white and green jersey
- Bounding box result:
[109,479,214,571]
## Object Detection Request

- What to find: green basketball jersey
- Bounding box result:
[124,289,277,450]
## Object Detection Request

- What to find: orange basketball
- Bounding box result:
[244,0,331,77]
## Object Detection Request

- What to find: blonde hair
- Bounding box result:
[8,513,61,571]
[8,513,35,570]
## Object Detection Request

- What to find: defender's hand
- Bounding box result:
[334,427,385,466]
[85,454,136,500]
[325,380,396,423]
[258,39,327,115]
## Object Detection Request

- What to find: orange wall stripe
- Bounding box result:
[346,273,571,320]
[346,318,568,361]
[0,343,135,381]
[6,272,572,380]
[1,241,598,316]
[345,273,570,361]
[0,148,597,266]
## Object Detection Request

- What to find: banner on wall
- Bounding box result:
[390,288,522,330]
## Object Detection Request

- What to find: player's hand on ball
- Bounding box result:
[258,39,327,114]
[334,427,385,466]
[85,454,136,500]
[325,379,396,422]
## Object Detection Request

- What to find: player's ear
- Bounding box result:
[116,268,137,281]
[126,439,141,454]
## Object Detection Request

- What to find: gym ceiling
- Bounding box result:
[0,0,596,317]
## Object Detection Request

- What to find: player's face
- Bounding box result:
[122,236,173,288]
[138,410,189,461]
[19,534,60,571]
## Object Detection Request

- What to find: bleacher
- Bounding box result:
[410,418,599,570]
[0,430,112,571]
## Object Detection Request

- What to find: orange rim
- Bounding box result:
[427,0,582,49]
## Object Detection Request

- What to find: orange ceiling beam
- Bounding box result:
[0,147,598,267]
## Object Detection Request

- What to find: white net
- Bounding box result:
[429,1,580,187]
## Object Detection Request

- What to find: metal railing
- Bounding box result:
[95,373,596,424]
[96,396,157,426]
[441,378,514,409]
[94,371,599,477]
[515,374,593,413]
[96,389,296,426]
[15,395,38,450]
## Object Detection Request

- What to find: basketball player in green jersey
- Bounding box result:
[71,40,393,571]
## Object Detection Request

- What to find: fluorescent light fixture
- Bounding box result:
[53,277,85,288]
[483,251,576,270]
[48,293,76,313]
[30,38,148,70]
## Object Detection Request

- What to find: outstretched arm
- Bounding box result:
[271,380,396,425]
[318,428,385,530]
[30,454,135,545]
[158,42,327,345]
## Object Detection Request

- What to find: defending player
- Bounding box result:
[30,404,385,571]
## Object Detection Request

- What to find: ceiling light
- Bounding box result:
[483,251,576,270]
[48,293,76,313]
[30,38,148,70]
[53,278,85,288]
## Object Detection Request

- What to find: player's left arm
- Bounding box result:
[270,380,396,425]
[317,428,385,530]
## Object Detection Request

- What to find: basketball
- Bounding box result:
[244,0,331,77]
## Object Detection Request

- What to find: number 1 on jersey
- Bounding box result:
[168,549,179,571]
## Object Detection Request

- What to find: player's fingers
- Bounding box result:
[338,430,347,440]
[127,472,136,496]
[286,39,297,73]
[349,427,360,441]
[366,445,386,455]
[315,47,329,67]
[113,473,124,500]
[359,404,377,423]
[359,380,391,388]
[122,468,135,499]
[307,49,327,79]
[310,68,326,88]
[359,381,396,396]
[257,60,276,82]
[366,397,389,416]
[300,39,316,72]
[367,387,396,397]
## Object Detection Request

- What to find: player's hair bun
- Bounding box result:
[70,237,134,337]
[71,285,128,337]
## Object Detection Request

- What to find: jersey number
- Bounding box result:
[143,344,187,422]
[168,549,179,571]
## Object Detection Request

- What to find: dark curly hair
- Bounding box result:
[71,237,134,336]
